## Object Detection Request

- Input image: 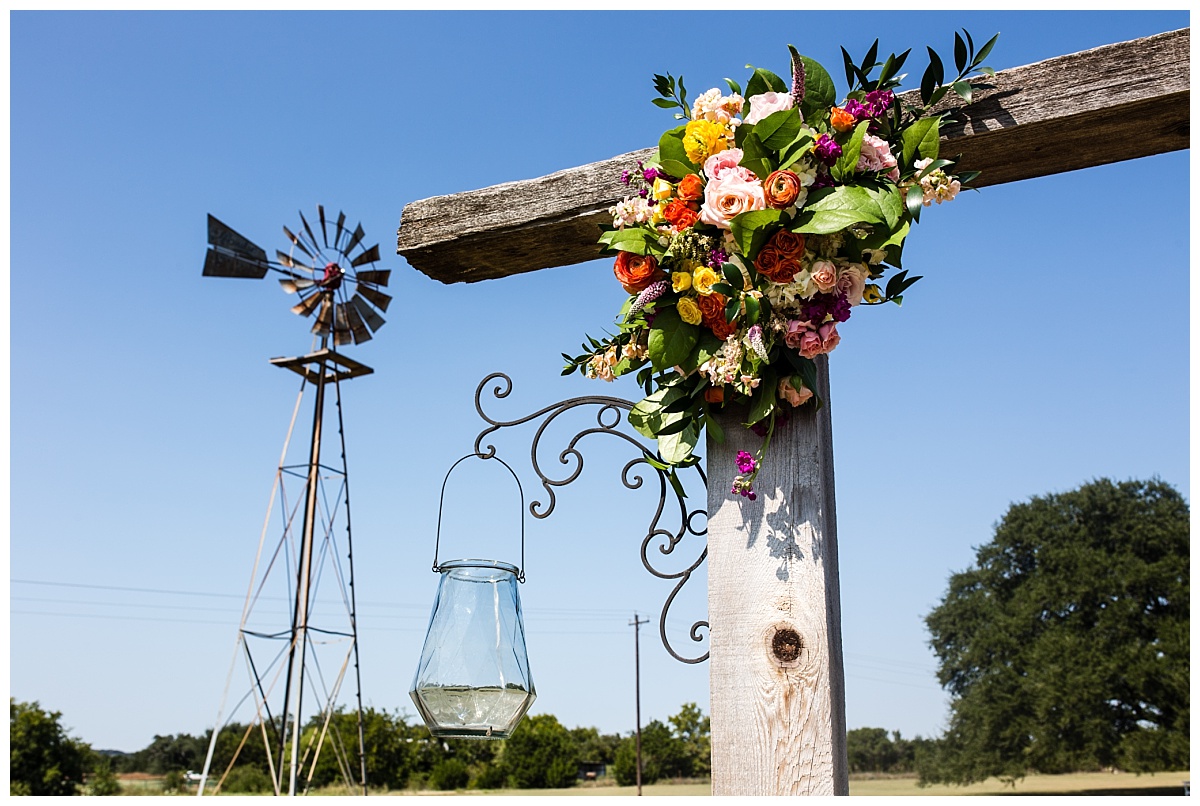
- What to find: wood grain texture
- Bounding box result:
[706,356,847,795]
[396,28,1188,284]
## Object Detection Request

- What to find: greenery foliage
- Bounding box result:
[922,478,1190,785]
[10,699,90,796]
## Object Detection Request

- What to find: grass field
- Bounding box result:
[118,770,1190,796]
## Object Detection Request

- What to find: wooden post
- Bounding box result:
[706,357,845,795]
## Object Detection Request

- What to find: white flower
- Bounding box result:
[744,91,794,125]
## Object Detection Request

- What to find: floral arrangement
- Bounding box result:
[564,33,996,499]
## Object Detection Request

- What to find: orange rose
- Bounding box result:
[698,292,737,339]
[756,246,801,284]
[662,199,700,232]
[613,252,665,294]
[703,387,725,404]
[771,229,807,259]
[830,106,856,132]
[763,169,802,209]
[678,174,705,201]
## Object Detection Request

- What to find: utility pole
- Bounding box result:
[630,612,649,796]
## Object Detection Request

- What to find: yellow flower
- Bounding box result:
[692,266,720,295]
[652,178,674,201]
[683,119,729,165]
[671,271,692,293]
[677,296,703,325]
[863,283,884,304]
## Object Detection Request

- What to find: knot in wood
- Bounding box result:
[771,626,803,665]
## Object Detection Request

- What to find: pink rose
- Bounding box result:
[703,148,747,181]
[856,134,900,182]
[783,319,812,350]
[819,322,841,353]
[810,259,838,293]
[699,171,766,230]
[836,264,867,306]
[744,91,794,125]
[778,377,814,407]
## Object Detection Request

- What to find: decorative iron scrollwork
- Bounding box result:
[472,373,709,664]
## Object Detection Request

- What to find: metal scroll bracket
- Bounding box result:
[469,372,709,664]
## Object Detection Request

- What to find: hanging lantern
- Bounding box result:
[410,454,535,739]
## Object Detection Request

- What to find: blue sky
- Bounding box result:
[9,10,1190,753]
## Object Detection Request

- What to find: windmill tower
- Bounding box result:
[198,209,390,795]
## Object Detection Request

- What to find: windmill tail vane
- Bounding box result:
[203,206,391,345]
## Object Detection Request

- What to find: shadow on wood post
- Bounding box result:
[706,354,848,795]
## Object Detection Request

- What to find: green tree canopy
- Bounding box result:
[501,714,579,789]
[10,699,90,796]
[922,478,1189,784]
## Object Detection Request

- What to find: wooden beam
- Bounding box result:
[397,28,1188,284]
[706,357,847,795]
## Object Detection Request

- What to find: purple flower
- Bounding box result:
[708,248,728,268]
[843,98,867,120]
[638,188,648,198]
[629,280,668,317]
[811,171,835,190]
[830,294,852,323]
[813,134,842,165]
[620,169,632,186]
[642,168,661,183]
[863,89,895,118]
[736,450,757,474]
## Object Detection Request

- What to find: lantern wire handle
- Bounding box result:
[433,452,527,582]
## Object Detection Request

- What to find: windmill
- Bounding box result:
[198,208,389,795]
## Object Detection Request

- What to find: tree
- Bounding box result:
[10,699,90,796]
[922,478,1189,784]
[668,702,711,778]
[501,714,578,789]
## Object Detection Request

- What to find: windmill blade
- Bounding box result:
[207,215,268,261]
[291,291,324,317]
[332,303,353,346]
[282,226,314,259]
[355,269,391,287]
[279,276,316,294]
[311,297,333,335]
[357,282,391,313]
[298,210,321,256]
[276,250,313,271]
[349,294,385,332]
[203,248,269,279]
[343,298,372,344]
[344,223,365,255]
[318,205,328,248]
[349,244,381,268]
[334,211,346,251]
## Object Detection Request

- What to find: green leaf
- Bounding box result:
[745,367,778,426]
[866,184,905,230]
[905,185,924,223]
[832,120,869,181]
[598,227,660,256]
[791,208,874,235]
[783,351,819,397]
[695,332,723,366]
[744,294,761,325]
[952,81,973,105]
[647,306,699,371]
[972,33,999,69]
[652,97,678,110]
[724,76,743,97]
[704,411,725,444]
[724,295,739,323]
[737,132,776,181]
[798,55,836,121]
[901,116,940,168]
[803,185,886,224]
[721,262,743,287]
[776,130,815,171]
[659,158,697,179]
[657,126,697,173]
[953,32,968,74]
[729,208,784,258]
[628,387,686,439]
[754,108,803,151]
[744,66,787,99]
[659,422,700,465]
[710,282,736,298]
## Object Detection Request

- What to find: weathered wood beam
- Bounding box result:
[397,28,1188,284]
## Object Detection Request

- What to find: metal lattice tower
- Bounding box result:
[197,209,389,795]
